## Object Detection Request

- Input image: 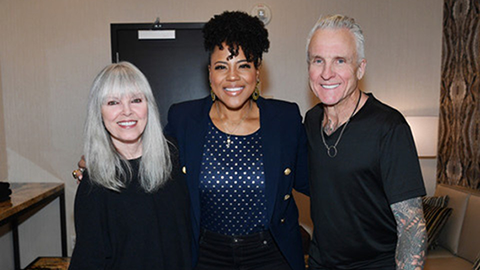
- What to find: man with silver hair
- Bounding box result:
[304,15,427,269]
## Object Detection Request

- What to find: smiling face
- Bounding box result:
[209,44,259,111]
[101,92,148,154]
[308,28,366,107]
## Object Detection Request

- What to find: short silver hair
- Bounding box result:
[83,62,172,192]
[306,14,365,64]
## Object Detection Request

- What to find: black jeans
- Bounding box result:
[195,229,292,270]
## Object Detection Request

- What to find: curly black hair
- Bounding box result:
[203,11,270,68]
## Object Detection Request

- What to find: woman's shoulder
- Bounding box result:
[169,96,210,113]
[258,97,301,115]
[166,96,210,127]
[75,172,108,202]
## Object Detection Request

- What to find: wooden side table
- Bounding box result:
[0,182,67,270]
[24,256,70,270]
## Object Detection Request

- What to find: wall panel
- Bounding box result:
[438,0,480,190]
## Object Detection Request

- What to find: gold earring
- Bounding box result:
[252,81,260,101]
[210,89,216,102]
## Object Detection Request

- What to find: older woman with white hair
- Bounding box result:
[69,62,192,270]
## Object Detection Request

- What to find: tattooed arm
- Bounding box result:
[391,197,427,270]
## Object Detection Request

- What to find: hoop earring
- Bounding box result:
[252,82,260,101]
[210,89,216,102]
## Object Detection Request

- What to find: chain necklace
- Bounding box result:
[216,100,252,148]
[320,93,362,158]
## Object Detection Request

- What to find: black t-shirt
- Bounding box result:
[305,93,426,269]
[69,146,192,270]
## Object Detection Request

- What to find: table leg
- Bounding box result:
[12,218,20,270]
[60,192,68,256]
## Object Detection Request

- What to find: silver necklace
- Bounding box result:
[216,100,252,148]
[320,93,362,158]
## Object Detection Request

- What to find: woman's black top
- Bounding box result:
[69,147,192,270]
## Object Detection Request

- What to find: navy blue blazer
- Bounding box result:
[165,96,309,270]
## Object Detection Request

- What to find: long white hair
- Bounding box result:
[83,62,171,192]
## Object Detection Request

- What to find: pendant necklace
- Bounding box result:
[216,100,252,148]
[320,93,362,158]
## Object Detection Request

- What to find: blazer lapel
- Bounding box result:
[257,98,282,223]
[185,97,212,228]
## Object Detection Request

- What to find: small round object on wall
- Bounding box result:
[251,4,272,25]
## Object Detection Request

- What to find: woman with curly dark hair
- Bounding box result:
[74,10,308,270]
[165,10,309,270]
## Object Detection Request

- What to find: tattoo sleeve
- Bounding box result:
[391,197,427,270]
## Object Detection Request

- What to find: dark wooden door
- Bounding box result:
[111,23,209,126]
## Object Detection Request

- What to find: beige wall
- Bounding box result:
[0,0,443,268]
[0,63,6,181]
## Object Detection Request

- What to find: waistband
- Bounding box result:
[200,229,271,244]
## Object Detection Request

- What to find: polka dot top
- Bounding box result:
[199,120,268,236]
